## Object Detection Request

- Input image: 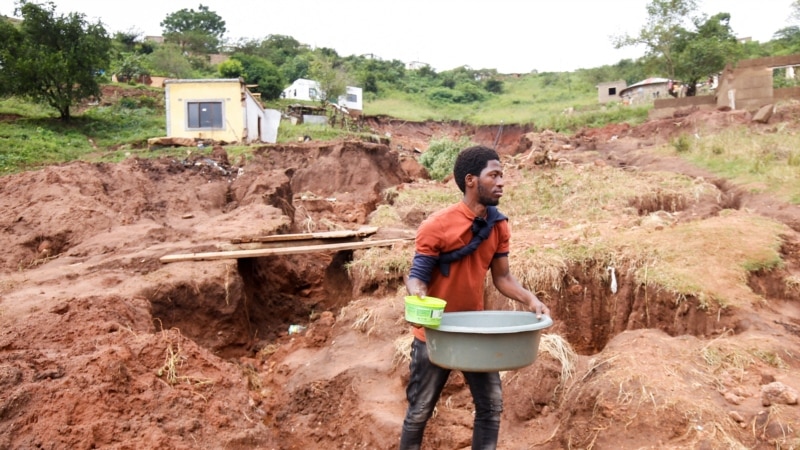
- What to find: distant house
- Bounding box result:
[340,86,363,114]
[596,80,627,104]
[164,78,280,144]
[619,77,672,105]
[282,78,323,102]
[406,61,430,70]
[281,78,363,113]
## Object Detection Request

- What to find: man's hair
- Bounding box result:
[453,145,500,193]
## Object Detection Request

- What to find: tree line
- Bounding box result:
[2,0,800,120]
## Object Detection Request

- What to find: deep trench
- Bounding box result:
[147,168,800,359]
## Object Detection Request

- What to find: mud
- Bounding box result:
[1,104,800,449]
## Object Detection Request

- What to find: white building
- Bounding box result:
[282,78,363,113]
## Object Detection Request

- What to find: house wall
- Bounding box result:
[164,79,244,143]
[596,80,626,103]
[282,79,320,101]
[649,95,716,119]
[775,86,800,100]
[242,89,280,144]
[713,54,800,112]
[621,84,669,105]
[341,86,363,111]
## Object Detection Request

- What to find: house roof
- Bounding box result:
[164,78,243,85]
[619,77,671,96]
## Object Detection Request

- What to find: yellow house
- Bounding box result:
[164,78,280,144]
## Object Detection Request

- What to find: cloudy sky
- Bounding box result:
[1,0,794,73]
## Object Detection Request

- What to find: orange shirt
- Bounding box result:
[411,201,510,341]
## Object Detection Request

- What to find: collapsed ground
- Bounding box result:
[1,104,800,449]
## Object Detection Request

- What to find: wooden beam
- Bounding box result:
[219,237,365,251]
[230,226,378,244]
[160,238,409,263]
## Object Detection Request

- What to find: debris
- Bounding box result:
[288,324,307,335]
[607,267,618,294]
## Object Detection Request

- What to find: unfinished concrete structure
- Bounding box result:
[596,80,627,104]
[650,54,800,119]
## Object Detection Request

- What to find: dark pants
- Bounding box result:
[399,337,503,450]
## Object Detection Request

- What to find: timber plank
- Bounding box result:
[231,226,378,244]
[218,237,363,251]
[160,238,408,263]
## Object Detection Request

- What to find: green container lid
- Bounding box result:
[404,296,447,327]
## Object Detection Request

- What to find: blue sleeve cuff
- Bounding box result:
[409,253,437,284]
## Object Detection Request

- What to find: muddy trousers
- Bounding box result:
[399,337,503,450]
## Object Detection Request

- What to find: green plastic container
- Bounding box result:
[404,296,447,327]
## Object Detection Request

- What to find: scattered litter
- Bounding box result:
[288,324,307,335]
[607,267,618,294]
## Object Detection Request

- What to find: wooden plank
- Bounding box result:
[231,226,378,244]
[160,238,409,263]
[218,237,363,251]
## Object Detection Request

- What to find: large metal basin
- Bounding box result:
[425,311,553,372]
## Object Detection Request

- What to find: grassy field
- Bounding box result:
[364,72,650,128]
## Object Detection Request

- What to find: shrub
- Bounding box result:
[672,135,691,153]
[419,136,476,181]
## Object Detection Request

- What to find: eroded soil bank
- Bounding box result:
[1,107,800,449]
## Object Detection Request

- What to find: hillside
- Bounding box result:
[0,102,799,449]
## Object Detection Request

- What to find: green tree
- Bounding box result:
[673,13,742,96]
[112,28,143,53]
[792,0,800,22]
[147,44,193,78]
[218,58,244,78]
[614,0,698,78]
[281,53,311,83]
[160,4,226,54]
[112,53,150,82]
[771,26,800,54]
[232,54,283,100]
[309,55,346,104]
[0,1,111,120]
[484,78,504,94]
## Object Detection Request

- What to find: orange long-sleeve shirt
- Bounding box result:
[411,201,510,341]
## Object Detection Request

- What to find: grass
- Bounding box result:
[654,120,800,204]
[366,73,650,130]
[356,153,790,311]
[0,96,165,174]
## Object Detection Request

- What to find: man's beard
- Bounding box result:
[477,184,499,206]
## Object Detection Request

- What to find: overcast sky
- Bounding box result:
[1,0,794,73]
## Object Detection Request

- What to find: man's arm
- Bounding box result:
[490,256,550,318]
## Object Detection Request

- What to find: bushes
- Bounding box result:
[419,136,476,181]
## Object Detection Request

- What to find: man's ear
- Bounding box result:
[465,174,475,188]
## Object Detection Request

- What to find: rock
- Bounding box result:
[761,381,799,406]
[728,410,745,423]
[724,391,744,405]
[752,104,774,124]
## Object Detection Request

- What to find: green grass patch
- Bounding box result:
[365,74,650,130]
[654,125,800,204]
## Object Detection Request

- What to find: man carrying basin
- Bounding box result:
[400,145,550,450]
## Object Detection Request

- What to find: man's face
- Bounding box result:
[476,160,504,207]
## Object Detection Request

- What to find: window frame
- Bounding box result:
[186,100,225,130]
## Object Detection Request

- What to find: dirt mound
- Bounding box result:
[1,108,800,449]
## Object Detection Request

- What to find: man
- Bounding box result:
[400,145,550,449]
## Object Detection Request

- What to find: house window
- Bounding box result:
[608,87,617,95]
[187,101,223,129]
[309,88,318,99]
[346,93,358,103]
